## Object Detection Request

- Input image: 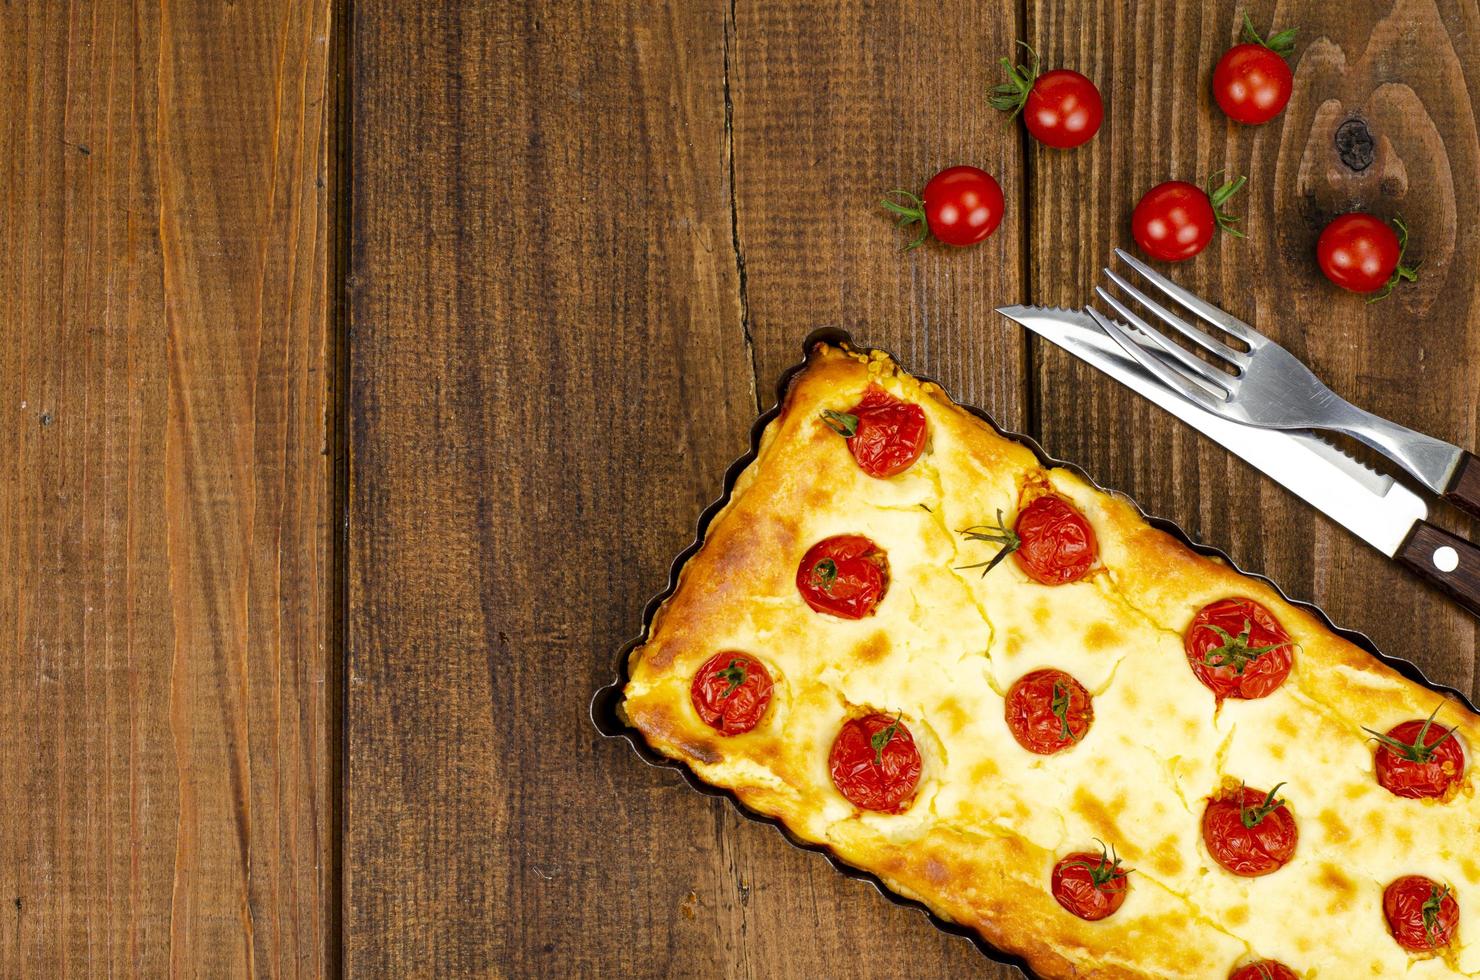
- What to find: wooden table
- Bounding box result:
[4,1,1476,976]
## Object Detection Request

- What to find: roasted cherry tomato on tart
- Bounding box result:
[1051,841,1130,921]
[828,712,922,813]
[1212,14,1297,126]
[990,45,1103,149]
[1228,961,1298,980]
[690,652,774,735]
[1365,706,1466,801]
[1201,782,1297,877]
[1131,175,1246,262]
[1005,668,1093,754]
[1384,875,1458,952]
[1184,597,1294,701]
[881,166,1005,249]
[797,535,889,619]
[820,384,928,478]
[1012,494,1098,585]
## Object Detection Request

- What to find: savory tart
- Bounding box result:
[620,341,1480,978]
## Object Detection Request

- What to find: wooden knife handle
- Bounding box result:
[1397,520,1480,619]
[1443,450,1480,520]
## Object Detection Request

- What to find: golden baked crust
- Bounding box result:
[622,342,1480,978]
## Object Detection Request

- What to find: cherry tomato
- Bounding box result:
[1213,46,1292,125]
[882,166,1004,249]
[796,535,889,619]
[1184,597,1294,701]
[1132,182,1213,261]
[1201,783,1297,877]
[1050,843,1129,921]
[1024,70,1103,148]
[820,384,928,478]
[828,712,922,813]
[690,652,774,735]
[1316,213,1417,297]
[1012,495,1098,585]
[1212,16,1296,125]
[991,50,1102,149]
[1005,668,1093,754]
[1131,176,1246,262]
[1228,961,1298,980]
[1367,709,1466,801]
[1384,875,1458,952]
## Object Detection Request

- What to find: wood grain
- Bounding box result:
[1028,0,1478,701]
[347,2,755,975]
[0,1,337,975]
[731,1,1028,424]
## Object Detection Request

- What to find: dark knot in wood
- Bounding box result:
[1335,118,1375,171]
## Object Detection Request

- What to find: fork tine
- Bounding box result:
[1085,307,1228,411]
[1114,248,1261,345]
[1102,268,1248,368]
[1095,288,1235,394]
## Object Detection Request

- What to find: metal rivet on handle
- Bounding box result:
[1433,546,1459,573]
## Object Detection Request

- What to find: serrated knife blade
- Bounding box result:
[997,304,1428,557]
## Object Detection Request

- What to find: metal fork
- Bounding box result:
[1085,248,1468,501]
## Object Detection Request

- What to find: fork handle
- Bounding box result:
[1442,451,1480,521]
[1397,521,1480,619]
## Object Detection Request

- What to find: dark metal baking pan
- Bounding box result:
[590,327,1480,978]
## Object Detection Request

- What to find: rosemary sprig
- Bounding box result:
[954,509,1021,578]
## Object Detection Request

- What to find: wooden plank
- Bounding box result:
[1028,0,1478,697]
[734,2,1030,426]
[346,3,755,975]
[0,1,337,975]
[723,3,1025,975]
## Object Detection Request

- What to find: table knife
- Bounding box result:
[998,304,1480,618]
